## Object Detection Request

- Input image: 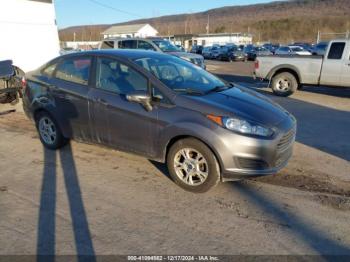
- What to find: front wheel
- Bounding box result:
[167,138,220,193]
[271,72,298,97]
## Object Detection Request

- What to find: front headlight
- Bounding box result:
[207,115,274,137]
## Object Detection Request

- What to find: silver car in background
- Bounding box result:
[99,37,206,69]
[23,50,296,193]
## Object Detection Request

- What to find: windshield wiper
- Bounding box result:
[206,84,233,94]
[173,88,205,95]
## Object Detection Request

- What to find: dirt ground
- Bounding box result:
[0,61,349,257]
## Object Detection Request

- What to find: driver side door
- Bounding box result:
[88,56,159,157]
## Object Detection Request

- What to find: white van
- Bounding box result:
[0,0,60,72]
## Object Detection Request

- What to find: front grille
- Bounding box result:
[275,147,293,167]
[237,158,268,170]
[277,128,295,152]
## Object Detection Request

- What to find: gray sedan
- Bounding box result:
[22,50,296,193]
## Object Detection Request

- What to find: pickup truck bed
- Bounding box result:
[254,39,350,96]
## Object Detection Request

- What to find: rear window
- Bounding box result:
[55,57,91,85]
[327,42,345,59]
[42,63,57,76]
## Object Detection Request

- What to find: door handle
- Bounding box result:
[96,98,109,106]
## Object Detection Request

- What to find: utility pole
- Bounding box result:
[206,14,210,35]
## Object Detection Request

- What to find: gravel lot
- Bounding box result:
[0,60,349,257]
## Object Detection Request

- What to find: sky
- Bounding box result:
[55,0,274,29]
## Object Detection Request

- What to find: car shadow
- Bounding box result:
[232,182,350,256]
[149,160,172,180]
[147,161,350,255]
[37,144,96,262]
[217,73,350,161]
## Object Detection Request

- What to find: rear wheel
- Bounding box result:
[271,72,298,97]
[35,111,68,150]
[167,138,220,193]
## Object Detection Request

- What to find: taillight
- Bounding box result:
[254,60,259,70]
[21,77,26,89]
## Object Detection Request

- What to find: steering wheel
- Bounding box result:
[170,75,184,86]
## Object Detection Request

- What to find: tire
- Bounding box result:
[35,111,68,150]
[271,72,298,97]
[167,138,220,193]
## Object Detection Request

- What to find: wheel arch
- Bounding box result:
[164,135,223,177]
[268,65,302,85]
[33,106,70,138]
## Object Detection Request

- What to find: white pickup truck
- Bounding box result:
[254,39,350,96]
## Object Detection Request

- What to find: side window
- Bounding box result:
[96,57,148,94]
[327,42,345,60]
[42,63,57,76]
[137,41,155,51]
[55,57,91,85]
[100,41,114,49]
[118,40,137,49]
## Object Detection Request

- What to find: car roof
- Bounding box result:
[60,49,171,61]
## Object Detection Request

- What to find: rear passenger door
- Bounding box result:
[320,42,345,86]
[88,56,159,156]
[51,56,93,141]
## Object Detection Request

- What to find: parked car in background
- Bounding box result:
[292,42,313,53]
[275,46,312,56]
[190,45,203,55]
[60,47,79,56]
[202,46,220,59]
[210,45,223,60]
[312,42,329,55]
[217,46,246,62]
[263,43,280,54]
[23,50,296,193]
[255,39,350,96]
[176,45,186,52]
[245,46,272,61]
[99,38,205,69]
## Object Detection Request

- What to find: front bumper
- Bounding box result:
[213,117,296,181]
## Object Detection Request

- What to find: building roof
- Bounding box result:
[102,24,151,35]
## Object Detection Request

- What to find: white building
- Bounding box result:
[170,33,253,50]
[193,33,253,47]
[0,0,60,72]
[102,24,158,39]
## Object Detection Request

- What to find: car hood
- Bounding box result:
[167,52,203,59]
[179,85,290,127]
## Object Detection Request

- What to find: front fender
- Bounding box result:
[157,121,226,169]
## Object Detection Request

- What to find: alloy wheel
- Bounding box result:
[38,117,57,145]
[173,148,209,186]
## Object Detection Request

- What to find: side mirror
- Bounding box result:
[126,91,153,111]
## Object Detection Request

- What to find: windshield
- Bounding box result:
[134,55,227,94]
[152,40,179,52]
